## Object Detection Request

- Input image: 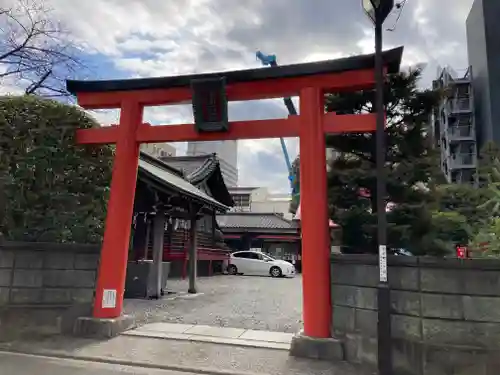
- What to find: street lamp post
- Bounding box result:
[361,1,395,375]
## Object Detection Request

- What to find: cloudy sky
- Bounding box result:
[2,0,476,193]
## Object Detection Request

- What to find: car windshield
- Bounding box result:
[262,254,275,261]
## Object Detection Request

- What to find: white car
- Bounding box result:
[227,251,296,278]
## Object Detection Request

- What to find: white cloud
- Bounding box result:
[85,109,120,125]
[2,0,477,193]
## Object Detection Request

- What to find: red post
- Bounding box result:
[299,87,331,338]
[93,100,143,319]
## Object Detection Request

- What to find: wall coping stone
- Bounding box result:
[331,254,500,270]
[0,241,100,254]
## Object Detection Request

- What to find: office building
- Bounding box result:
[466,0,500,148]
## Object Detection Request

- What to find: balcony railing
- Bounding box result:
[448,98,471,113]
[450,153,477,169]
[448,125,475,139]
[451,171,477,186]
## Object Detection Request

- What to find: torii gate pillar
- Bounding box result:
[299,87,331,337]
[93,100,143,317]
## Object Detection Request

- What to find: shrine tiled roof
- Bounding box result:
[159,154,216,182]
[217,212,299,231]
[160,154,233,207]
[138,152,229,212]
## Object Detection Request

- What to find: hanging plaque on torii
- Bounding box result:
[191,77,229,133]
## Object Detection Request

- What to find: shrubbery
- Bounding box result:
[0,95,113,243]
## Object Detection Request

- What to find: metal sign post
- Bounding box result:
[362,1,395,374]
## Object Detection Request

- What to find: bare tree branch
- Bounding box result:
[25,68,51,94]
[0,0,86,97]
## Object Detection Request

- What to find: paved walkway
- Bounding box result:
[124,275,303,333]
[0,351,199,375]
[124,322,293,350]
[0,334,368,375]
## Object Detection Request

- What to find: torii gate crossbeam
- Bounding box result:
[67,46,403,339]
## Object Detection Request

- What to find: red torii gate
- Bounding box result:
[67,47,402,339]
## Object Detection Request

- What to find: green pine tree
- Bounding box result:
[435,183,489,232]
[478,141,500,186]
[477,158,500,216]
[325,68,444,255]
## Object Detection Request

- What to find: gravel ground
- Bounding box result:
[124,274,303,333]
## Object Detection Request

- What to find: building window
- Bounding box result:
[232,194,251,211]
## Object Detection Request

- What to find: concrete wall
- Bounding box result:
[0,241,100,339]
[250,188,293,220]
[331,255,500,375]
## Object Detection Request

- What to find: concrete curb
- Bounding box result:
[0,348,265,375]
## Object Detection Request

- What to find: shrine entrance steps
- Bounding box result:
[123,322,293,350]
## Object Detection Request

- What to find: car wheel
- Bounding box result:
[228,264,238,275]
[270,266,282,278]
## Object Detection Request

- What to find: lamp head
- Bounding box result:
[362,0,394,24]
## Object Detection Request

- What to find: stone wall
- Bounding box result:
[331,254,500,375]
[0,241,100,339]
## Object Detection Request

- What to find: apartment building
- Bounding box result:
[432,66,478,185]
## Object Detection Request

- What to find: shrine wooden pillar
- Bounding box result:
[144,218,151,260]
[131,214,147,260]
[151,211,166,299]
[188,205,198,294]
[93,100,143,319]
[299,87,331,338]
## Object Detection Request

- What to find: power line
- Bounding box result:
[387,0,408,32]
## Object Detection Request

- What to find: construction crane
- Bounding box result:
[256,51,297,191]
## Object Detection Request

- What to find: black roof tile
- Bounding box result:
[217,212,298,230]
[160,154,233,207]
[159,154,215,181]
[137,152,228,211]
